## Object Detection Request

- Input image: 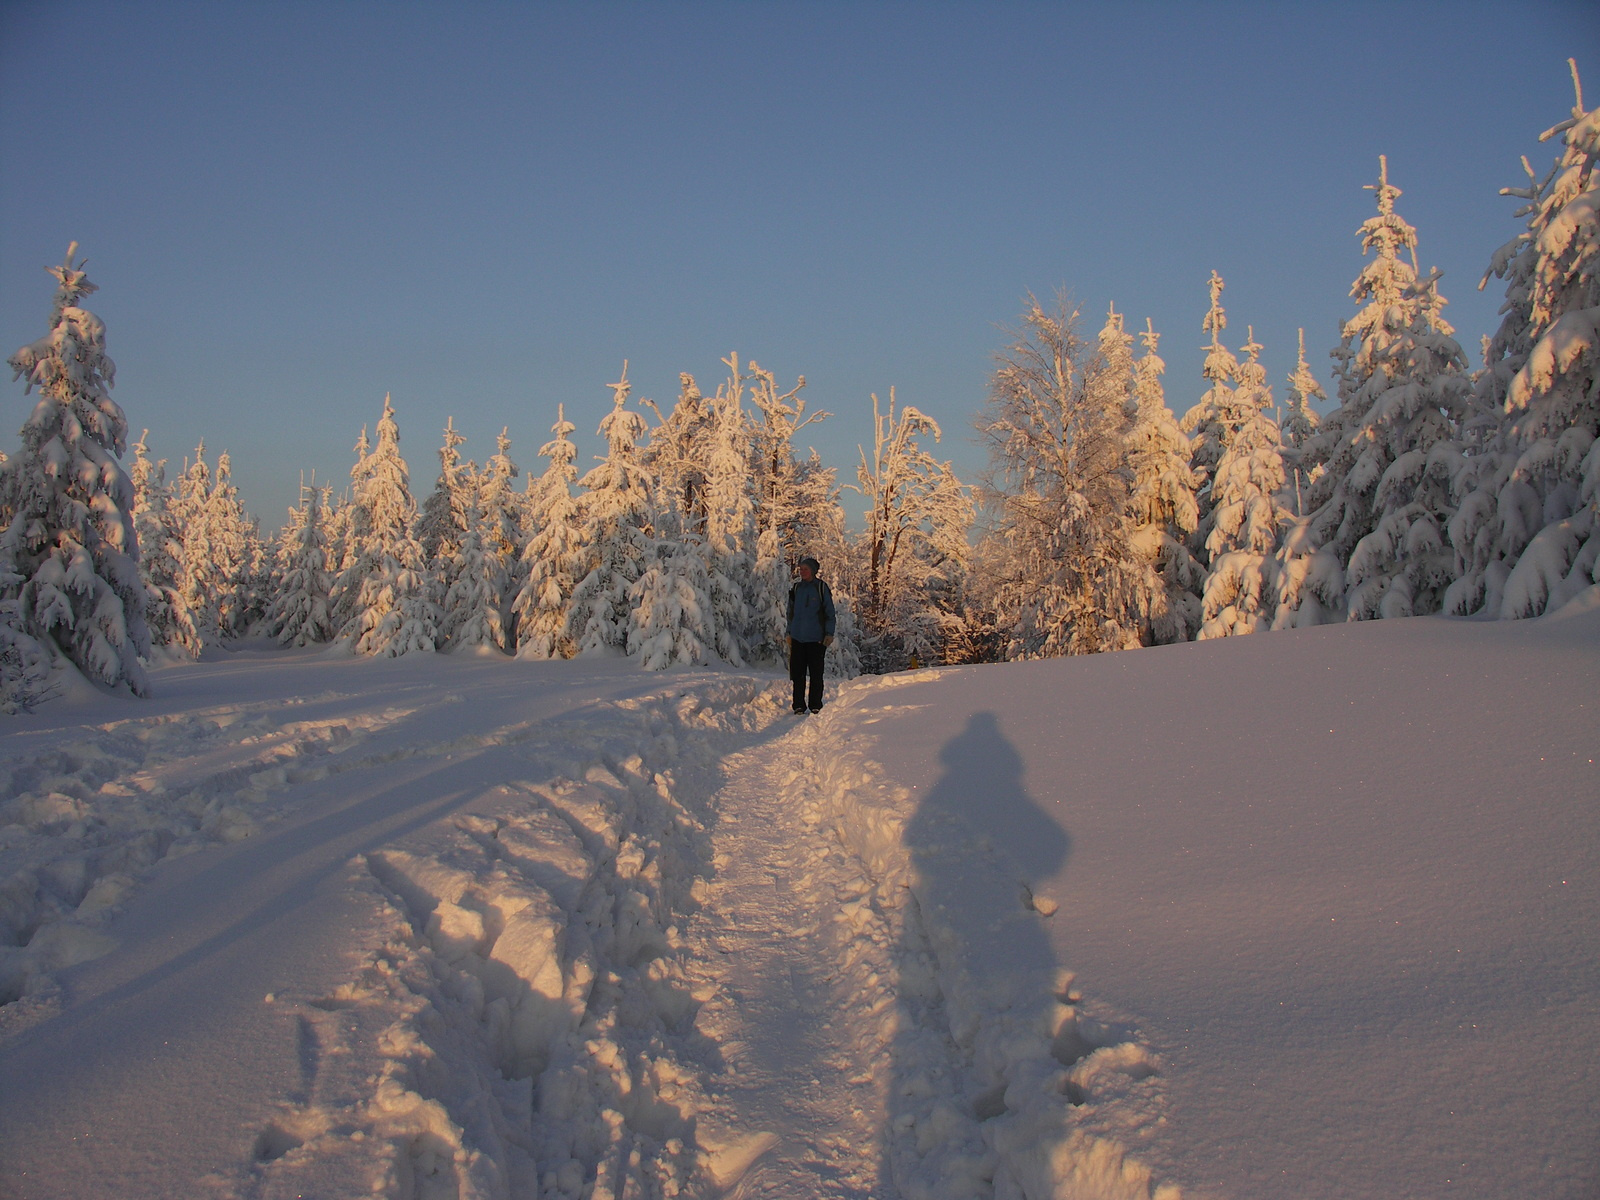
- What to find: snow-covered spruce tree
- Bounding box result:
[322,489,353,602]
[635,372,730,666]
[443,484,509,653]
[514,406,585,659]
[478,427,522,573]
[1305,157,1471,620]
[415,417,471,585]
[239,511,272,636]
[1082,305,1161,644]
[1281,329,1326,516]
[701,372,756,664]
[1197,329,1291,638]
[1,579,53,713]
[643,373,715,539]
[628,511,715,670]
[171,443,223,646]
[338,395,439,656]
[640,368,751,665]
[1345,267,1471,619]
[208,450,259,636]
[1455,61,1600,619]
[265,482,334,646]
[1,244,149,695]
[130,431,201,658]
[171,444,258,644]
[329,426,372,632]
[980,293,1141,659]
[1272,342,1343,630]
[461,427,521,645]
[566,366,653,656]
[1125,316,1203,644]
[1182,271,1239,539]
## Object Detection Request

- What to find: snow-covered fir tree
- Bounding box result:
[514,406,586,659]
[1454,61,1599,619]
[240,511,272,636]
[1305,157,1471,620]
[566,366,653,655]
[322,489,354,612]
[1281,329,1326,516]
[701,373,757,664]
[1273,345,1343,630]
[1,244,149,695]
[443,485,509,653]
[329,426,371,632]
[0,578,52,712]
[130,431,201,658]
[629,518,715,670]
[979,293,1141,659]
[1182,271,1239,534]
[643,373,715,539]
[171,443,223,646]
[416,417,471,579]
[639,368,751,665]
[265,482,334,646]
[1125,318,1204,643]
[1088,303,1136,415]
[1345,266,1470,619]
[1197,329,1291,638]
[338,395,439,656]
[785,449,848,571]
[207,450,257,637]
[478,427,522,573]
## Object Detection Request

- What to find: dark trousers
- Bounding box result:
[789,640,826,710]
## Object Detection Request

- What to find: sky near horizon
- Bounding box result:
[2,1,1596,529]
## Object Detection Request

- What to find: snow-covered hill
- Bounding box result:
[1,605,1595,1199]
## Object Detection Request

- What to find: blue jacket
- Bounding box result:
[787,578,836,643]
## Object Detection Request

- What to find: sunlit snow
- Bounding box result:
[1,602,1595,1199]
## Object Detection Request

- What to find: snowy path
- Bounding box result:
[683,696,1155,1200]
[681,716,898,1198]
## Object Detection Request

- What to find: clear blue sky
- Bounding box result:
[2,1,1595,529]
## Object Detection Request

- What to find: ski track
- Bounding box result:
[1,668,1174,1199]
[0,688,429,1011]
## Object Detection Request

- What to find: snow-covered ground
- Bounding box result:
[1,605,1596,1200]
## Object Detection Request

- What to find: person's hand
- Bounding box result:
[823,635,834,647]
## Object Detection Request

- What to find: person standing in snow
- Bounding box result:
[787,556,835,714]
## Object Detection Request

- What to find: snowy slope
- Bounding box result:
[816,605,1600,1200]
[0,609,1596,1200]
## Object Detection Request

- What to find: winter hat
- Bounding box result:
[799,556,820,572]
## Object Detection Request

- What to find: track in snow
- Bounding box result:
[683,715,904,1198]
